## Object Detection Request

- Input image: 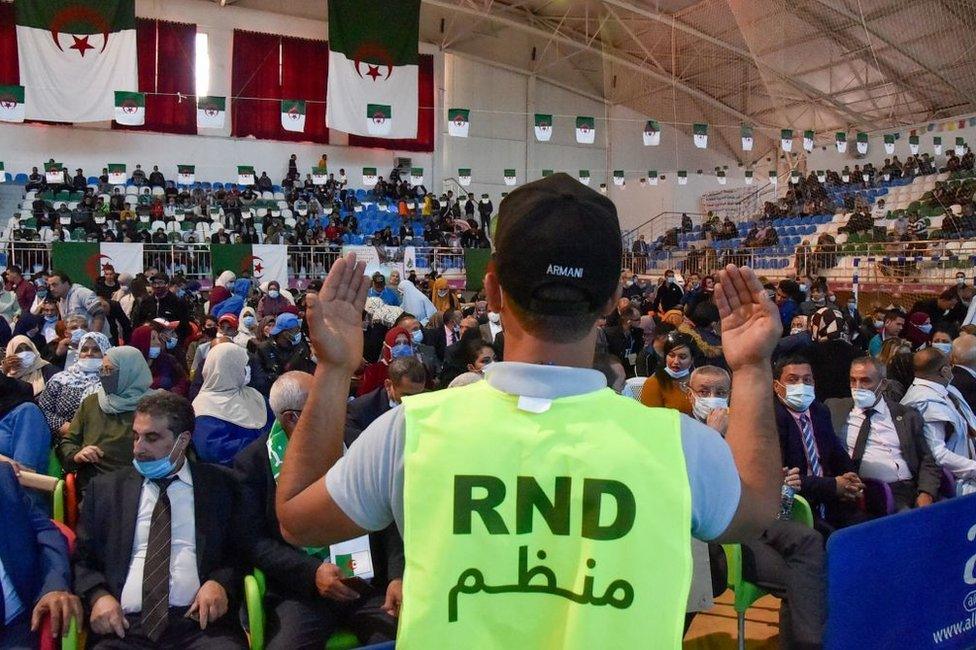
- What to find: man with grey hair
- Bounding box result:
[268,371,314,433]
[951,334,976,411]
[687,366,731,436]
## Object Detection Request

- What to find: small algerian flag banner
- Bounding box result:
[741,125,754,151]
[790,170,800,184]
[599,183,607,194]
[448,108,469,137]
[956,137,966,155]
[717,169,727,185]
[409,167,424,186]
[933,136,942,155]
[768,170,778,186]
[693,123,708,148]
[575,116,595,144]
[457,168,471,186]
[781,129,793,152]
[648,170,658,186]
[281,99,306,132]
[856,131,868,155]
[677,170,688,185]
[363,167,378,187]
[816,170,826,183]
[803,130,815,153]
[238,165,255,185]
[177,164,195,185]
[366,104,392,136]
[883,171,891,181]
[534,114,553,142]
[835,132,848,153]
[884,134,895,154]
[909,135,920,155]
[196,96,226,129]
[643,120,661,146]
[578,169,590,185]
[842,170,850,182]
[0,162,4,183]
[862,171,870,182]
[542,169,554,178]
[312,166,329,185]
[114,91,145,126]
[612,170,625,186]
[744,169,754,185]
[0,85,25,122]
[44,161,63,184]
[504,169,517,186]
[107,164,127,185]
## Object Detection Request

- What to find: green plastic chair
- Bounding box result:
[723,495,814,650]
[244,568,360,650]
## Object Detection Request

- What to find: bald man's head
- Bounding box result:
[913,347,950,384]
[952,334,976,368]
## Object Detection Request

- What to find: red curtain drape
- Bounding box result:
[115,19,197,135]
[0,3,17,85]
[348,54,434,153]
[279,36,329,144]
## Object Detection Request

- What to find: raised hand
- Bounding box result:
[305,252,370,373]
[713,265,782,371]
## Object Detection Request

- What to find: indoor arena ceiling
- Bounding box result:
[217,0,976,156]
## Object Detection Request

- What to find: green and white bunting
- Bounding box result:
[790,170,800,184]
[909,135,920,155]
[717,169,726,185]
[835,132,847,153]
[534,114,553,142]
[578,169,590,185]
[780,129,793,152]
[448,108,469,137]
[647,170,658,186]
[503,169,517,186]
[107,163,126,185]
[956,137,966,156]
[744,169,754,185]
[44,161,63,184]
[803,130,815,153]
[693,123,708,149]
[457,168,471,186]
[312,166,329,185]
[612,170,625,186]
[677,170,688,185]
[643,120,660,146]
[841,169,850,183]
[768,170,778,186]
[542,169,554,178]
[599,184,607,194]
[197,96,226,129]
[114,91,144,126]
[575,116,595,144]
[281,99,306,132]
[238,165,255,186]
[883,134,895,155]
[409,167,423,186]
[326,0,420,138]
[856,132,868,155]
[0,85,25,123]
[740,125,754,151]
[177,164,195,185]
[933,136,942,155]
[363,167,377,187]
[816,170,826,183]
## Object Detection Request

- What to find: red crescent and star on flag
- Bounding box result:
[49,5,112,58]
[351,42,394,82]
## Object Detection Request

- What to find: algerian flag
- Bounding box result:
[409,167,424,186]
[781,129,793,152]
[363,167,377,187]
[956,137,966,155]
[534,114,553,142]
[856,132,868,155]
[883,171,891,182]
[677,170,688,185]
[741,125,753,151]
[326,0,419,138]
[842,171,850,183]
[177,164,195,185]
[575,116,595,144]
[45,162,64,184]
[862,171,870,182]
[51,241,143,288]
[457,168,471,186]
[816,170,826,183]
[933,136,942,155]
[803,130,815,153]
[790,170,800,184]
[211,243,288,287]
[17,1,137,123]
[0,162,4,183]
[769,170,778,186]
[365,104,392,136]
[693,123,708,149]
[909,135,920,155]
[114,91,144,126]
[612,170,625,186]
[0,85,25,122]
[744,169,754,185]
[503,169,517,186]
[238,165,255,186]
[281,99,306,132]
[312,167,329,185]
[643,120,660,146]
[884,134,895,154]
[197,96,226,129]
[448,108,469,137]
[578,170,590,185]
[835,132,847,153]
[717,170,727,185]
[648,170,658,186]
[107,163,126,185]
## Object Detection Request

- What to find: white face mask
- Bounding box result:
[664,366,690,380]
[77,357,103,373]
[487,312,500,324]
[790,327,806,335]
[873,319,884,329]
[692,396,728,423]
[851,387,879,409]
[780,382,816,412]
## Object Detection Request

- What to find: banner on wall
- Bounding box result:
[0,85,25,123]
[177,165,195,185]
[447,108,469,137]
[238,166,255,186]
[211,243,288,287]
[51,242,143,288]
[280,100,306,132]
[699,185,758,220]
[107,164,126,185]
[44,162,63,185]
[197,96,226,129]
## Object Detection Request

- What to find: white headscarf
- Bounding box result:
[5,335,50,395]
[215,270,237,288]
[234,306,257,347]
[192,342,268,429]
[398,280,437,326]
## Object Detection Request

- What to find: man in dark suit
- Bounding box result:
[652,269,684,313]
[826,356,941,511]
[422,309,460,362]
[952,334,976,411]
[74,392,246,649]
[0,461,82,648]
[773,354,864,534]
[345,358,427,448]
[604,306,643,377]
[235,372,401,648]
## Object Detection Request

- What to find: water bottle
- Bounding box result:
[778,483,795,520]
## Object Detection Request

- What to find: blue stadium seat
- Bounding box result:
[14,173,27,183]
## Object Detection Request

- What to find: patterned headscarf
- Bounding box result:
[809,307,849,343]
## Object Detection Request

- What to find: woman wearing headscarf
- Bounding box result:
[0,375,50,475]
[208,270,237,313]
[398,279,437,325]
[57,346,152,489]
[257,280,289,319]
[902,311,933,350]
[358,326,414,396]
[111,272,136,318]
[805,306,859,401]
[431,276,458,313]
[130,322,189,396]
[235,305,259,348]
[192,342,272,466]
[3,335,57,396]
[639,331,697,414]
[212,277,252,318]
[37,331,112,437]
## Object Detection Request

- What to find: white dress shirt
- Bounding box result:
[0,556,24,624]
[120,463,200,614]
[845,398,911,483]
[488,320,503,341]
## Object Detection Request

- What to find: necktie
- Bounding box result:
[142,477,176,642]
[851,408,876,468]
[798,414,827,519]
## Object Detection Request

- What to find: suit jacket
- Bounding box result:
[423,326,449,362]
[775,400,855,515]
[825,397,941,497]
[0,463,70,613]
[952,366,976,412]
[345,387,392,448]
[233,434,403,601]
[73,462,242,608]
[604,325,643,377]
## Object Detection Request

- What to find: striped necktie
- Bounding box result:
[798,414,827,519]
[142,477,176,642]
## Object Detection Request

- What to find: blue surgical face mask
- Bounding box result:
[242,315,256,328]
[780,382,815,412]
[411,329,424,345]
[44,315,58,323]
[70,329,88,345]
[148,345,161,359]
[391,343,413,359]
[289,332,302,346]
[268,290,280,299]
[933,341,952,355]
[664,366,690,380]
[851,387,879,409]
[132,434,186,480]
[166,337,177,350]
[176,288,186,298]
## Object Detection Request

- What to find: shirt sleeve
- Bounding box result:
[679,415,742,541]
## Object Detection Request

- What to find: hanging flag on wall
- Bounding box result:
[790,170,800,184]
[113,91,144,125]
[312,167,329,185]
[0,85,25,123]
[933,136,942,155]
[409,167,424,186]
[744,169,754,185]
[693,123,708,148]
[612,170,625,186]
[647,170,658,186]
[447,108,469,137]
[909,135,919,155]
[883,134,895,154]
[534,114,553,141]
[51,242,144,289]
[643,120,660,146]
[717,169,726,185]
[362,167,377,187]
[107,164,126,185]
[740,125,754,151]
[44,162,63,184]
[803,130,815,153]
[503,169,517,186]
[457,168,471,186]
[575,116,595,144]
[238,165,255,185]
[197,96,226,129]
[177,165,195,184]
[780,129,793,152]
[326,0,420,138]
[816,170,826,183]
[856,132,868,154]
[768,170,778,186]
[280,99,306,132]
[211,243,288,288]
[835,132,847,153]
[542,169,554,178]
[578,170,590,185]
[955,137,966,155]
[677,170,688,185]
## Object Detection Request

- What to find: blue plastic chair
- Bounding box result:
[14,172,28,183]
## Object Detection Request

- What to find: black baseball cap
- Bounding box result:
[493,173,621,315]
